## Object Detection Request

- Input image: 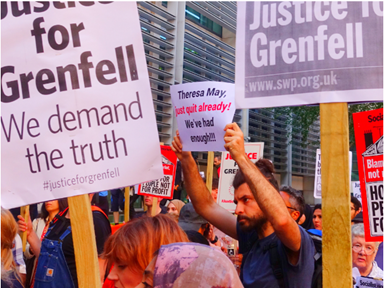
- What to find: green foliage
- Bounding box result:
[348,102,383,148]
[268,102,383,148]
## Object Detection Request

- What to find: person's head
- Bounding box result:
[40,198,68,220]
[178,203,208,232]
[166,200,185,222]
[352,211,364,226]
[232,159,279,232]
[352,224,381,276]
[144,196,162,208]
[1,208,17,271]
[300,204,314,230]
[103,214,189,288]
[200,223,213,239]
[1,208,24,287]
[184,230,210,246]
[211,178,219,202]
[135,243,243,288]
[351,196,362,221]
[279,186,305,222]
[214,154,221,167]
[313,204,322,230]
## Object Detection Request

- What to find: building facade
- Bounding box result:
[137,1,320,204]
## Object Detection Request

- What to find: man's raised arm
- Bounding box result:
[171,131,238,239]
[224,123,301,252]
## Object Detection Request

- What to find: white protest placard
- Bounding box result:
[236,2,383,109]
[314,149,322,198]
[314,149,353,199]
[1,2,163,209]
[170,82,235,151]
[355,276,383,288]
[352,181,362,202]
[217,143,264,212]
[138,145,177,200]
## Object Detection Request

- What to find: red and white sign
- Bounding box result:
[217,143,264,212]
[138,145,177,199]
[353,108,383,241]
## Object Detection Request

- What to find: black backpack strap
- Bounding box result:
[264,240,286,288]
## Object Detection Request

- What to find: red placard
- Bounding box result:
[138,145,177,199]
[353,108,383,242]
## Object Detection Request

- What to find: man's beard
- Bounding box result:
[237,214,267,233]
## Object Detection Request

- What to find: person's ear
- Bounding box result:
[292,211,300,222]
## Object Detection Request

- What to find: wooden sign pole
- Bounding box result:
[124,187,130,222]
[68,195,101,288]
[151,198,158,217]
[143,202,148,211]
[206,151,214,193]
[320,103,352,288]
[19,205,29,252]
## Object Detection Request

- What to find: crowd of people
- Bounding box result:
[2,123,383,288]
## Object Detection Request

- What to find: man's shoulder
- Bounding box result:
[92,210,112,233]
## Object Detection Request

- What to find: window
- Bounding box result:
[162,2,168,8]
[185,6,222,37]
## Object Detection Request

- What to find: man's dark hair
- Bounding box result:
[232,158,279,191]
[280,186,305,221]
[212,178,219,190]
[214,154,221,160]
[314,204,322,211]
[40,198,69,220]
[351,196,362,211]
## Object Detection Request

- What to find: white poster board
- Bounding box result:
[170,82,235,151]
[314,149,353,199]
[1,2,163,208]
[217,143,264,212]
[355,276,383,288]
[236,2,383,109]
[314,149,322,198]
[351,181,361,203]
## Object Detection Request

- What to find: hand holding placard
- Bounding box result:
[223,123,247,162]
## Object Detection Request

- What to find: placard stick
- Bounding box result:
[19,205,29,252]
[151,198,158,217]
[151,142,164,217]
[206,151,214,193]
[68,195,101,288]
[320,103,352,288]
[124,187,130,222]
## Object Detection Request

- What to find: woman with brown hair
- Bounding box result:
[103,214,189,288]
[18,198,68,287]
[1,208,24,288]
[18,199,69,259]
